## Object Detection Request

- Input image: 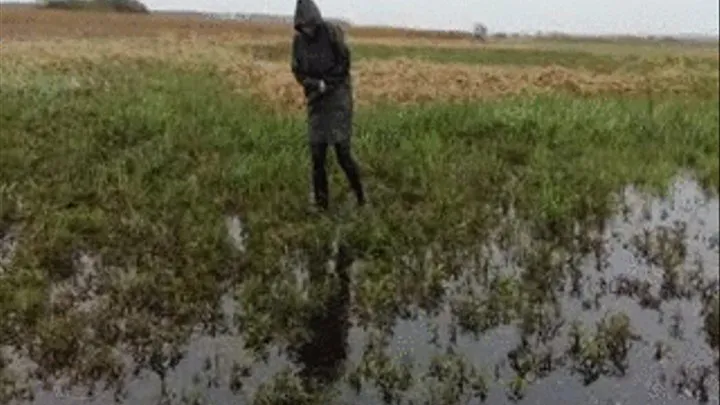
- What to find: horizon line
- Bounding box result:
[1,1,718,39]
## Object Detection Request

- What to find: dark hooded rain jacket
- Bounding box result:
[292,0,353,145]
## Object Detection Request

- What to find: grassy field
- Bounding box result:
[1,6,719,405]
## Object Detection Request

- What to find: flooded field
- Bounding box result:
[0,10,718,404]
[3,176,717,405]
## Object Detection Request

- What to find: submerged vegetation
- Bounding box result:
[0,7,719,405]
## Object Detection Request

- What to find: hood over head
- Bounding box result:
[294,0,323,31]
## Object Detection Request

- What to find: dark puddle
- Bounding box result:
[8,176,720,405]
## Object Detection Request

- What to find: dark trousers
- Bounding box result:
[310,141,365,210]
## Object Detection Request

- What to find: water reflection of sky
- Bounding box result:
[14,176,720,405]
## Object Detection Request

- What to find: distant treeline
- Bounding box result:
[42,0,149,13]
[532,31,716,45]
[203,12,351,29]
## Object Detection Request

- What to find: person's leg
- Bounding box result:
[310,142,329,210]
[334,140,365,206]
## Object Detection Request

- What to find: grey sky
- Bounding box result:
[5,0,719,35]
[151,0,719,35]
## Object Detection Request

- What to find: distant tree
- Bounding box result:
[473,23,487,41]
[105,0,148,13]
[42,0,149,13]
[43,0,79,10]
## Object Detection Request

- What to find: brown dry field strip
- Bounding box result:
[0,6,469,42]
[1,7,718,109]
[2,6,717,56]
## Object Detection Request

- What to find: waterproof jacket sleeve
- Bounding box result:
[291,33,319,91]
[325,23,351,83]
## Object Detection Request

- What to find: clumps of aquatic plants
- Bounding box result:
[1,350,34,404]
[702,291,719,351]
[631,222,690,298]
[251,368,332,405]
[346,333,490,405]
[567,312,642,385]
[502,333,567,402]
[0,59,718,404]
[450,273,522,337]
[673,364,715,403]
[610,274,664,311]
[346,330,414,404]
[420,351,489,404]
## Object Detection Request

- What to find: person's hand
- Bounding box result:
[318,79,327,94]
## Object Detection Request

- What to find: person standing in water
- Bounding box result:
[291,0,366,212]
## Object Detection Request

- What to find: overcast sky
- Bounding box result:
[5,0,719,35]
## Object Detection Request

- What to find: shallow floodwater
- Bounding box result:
[8,176,720,405]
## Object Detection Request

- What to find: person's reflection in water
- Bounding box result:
[293,242,353,390]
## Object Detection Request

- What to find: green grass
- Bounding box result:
[245,41,720,74]
[0,61,718,403]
